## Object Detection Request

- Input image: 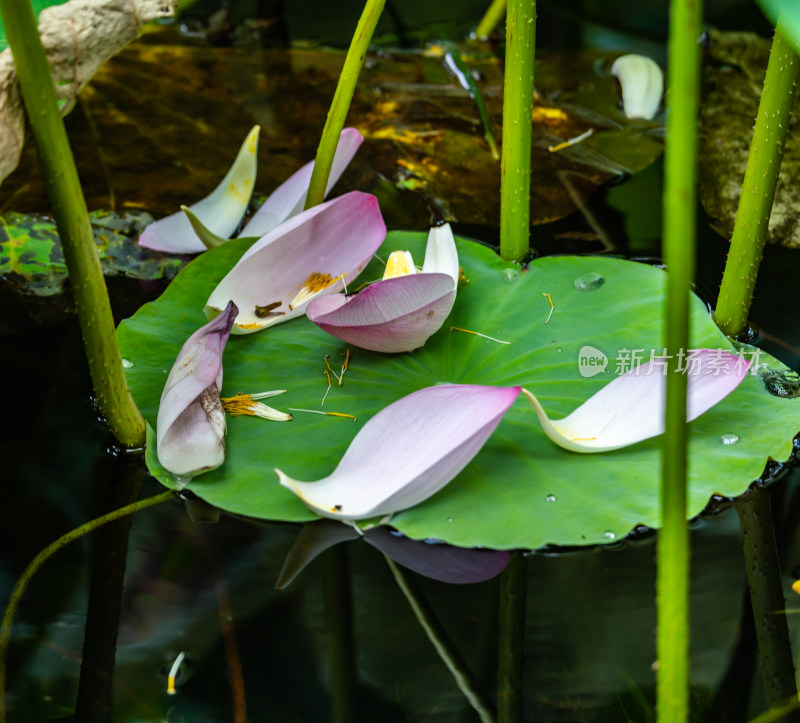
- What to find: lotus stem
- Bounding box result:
[0,0,145,447]
[305,0,386,209]
[385,556,495,723]
[735,486,800,717]
[499,0,536,262]
[658,0,702,719]
[74,452,144,723]
[0,490,174,723]
[497,550,526,723]
[714,22,800,338]
[324,545,356,723]
[475,0,507,40]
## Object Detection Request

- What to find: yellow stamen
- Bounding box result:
[254,301,283,318]
[221,392,291,421]
[543,292,554,324]
[548,128,594,153]
[322,370,332,406]
[167,651,186,695]
[289,272,345,310]
[449,326,511,345]
[289,408,358,422]
[339,348,350,386]
[382,250,417,280]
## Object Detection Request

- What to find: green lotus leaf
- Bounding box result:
[118,231,799,548]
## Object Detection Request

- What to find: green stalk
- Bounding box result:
[304,0,386,210]
[499,0,536,262]
[497,551,526,723]
[385,557,495,723]
[658,0,702,719]
[0,490,174,722]
[735,486,800,717]
[714,23,800,338]
[0,0,145,447]
[475,0,508,40]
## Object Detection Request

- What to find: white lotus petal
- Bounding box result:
[610,54,664,120]
[138,126,260,253]
[239,128,364,238]
[523,349,750,452]
[421,223,459,284]
[277,384,521,520]
[205,191,386,334]
[156,301,238,477]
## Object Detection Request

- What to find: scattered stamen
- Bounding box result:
[548,128,594,153]
[288,271,346,310]
[543,292,554,324]
[322,369,332,406]
[339,348,351,386]
[221,392,292,421]
[449,326,511,345]
[167,651,186,695]
[289,408,358,422]
[254,301,284,318]
[458,266,469,284]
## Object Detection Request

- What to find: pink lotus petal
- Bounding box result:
[307,273,456,353]
[156,301,238,477]
[138,127,260,254]
[277,384,521,520]
[306,223,459,353]
[523,349,750,452]
[240,128,364,238]
[205,191,386,334]
[363,528,510,584]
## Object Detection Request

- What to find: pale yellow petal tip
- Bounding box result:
[792,580,800,596]
[521,387,597,454]
[383,250,417,280]
[246,125,261,154]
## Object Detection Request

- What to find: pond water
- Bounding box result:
[2,1,800,722]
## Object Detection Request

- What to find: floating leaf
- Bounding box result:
[2,33,662,231]
[118,232,799,548]
[699,28,800,249]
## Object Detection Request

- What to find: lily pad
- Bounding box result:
[117,231,799,549]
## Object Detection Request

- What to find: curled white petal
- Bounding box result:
[610,54,664,120]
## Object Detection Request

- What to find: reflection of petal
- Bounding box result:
[276,520,360,589]
[363,527,510,584]
[307,273,456,352]
[205,192,386,334]
[277,384,521,520]
[523,350,750,452]
[139,127,260,254]
[306,224,459,353]
[240,128,364,238]
[156,301,238,477]
[610,54,663,120]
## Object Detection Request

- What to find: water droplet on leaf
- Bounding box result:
[501,268,520,282]
[719,433,739,445]
[601,530,616,540]
[545,494,557,502]
[574,272,605,291]
[121,358,134,368]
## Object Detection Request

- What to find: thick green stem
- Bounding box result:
[715,23,800,337]
[0,490,174,723]
[658,0,702,720]
[0,0,145,447]
[385,557,495,723]
[735,486,800,719]
[304,0,386,210]
[323,545,356,723]
[475,0,507,40]
[499,0,536,262]
[497,551,526,723]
